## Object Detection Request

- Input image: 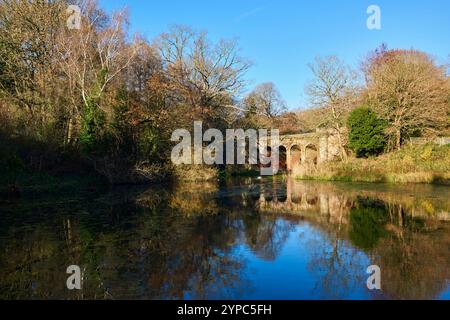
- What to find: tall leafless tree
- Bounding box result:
[243,82,287,118]
[365,49,449,150]
[156,25,251,126]
[306,56,359,160]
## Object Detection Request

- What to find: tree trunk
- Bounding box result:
[336,126,348,162]
[66,117,73,145]
[396,128,402,150]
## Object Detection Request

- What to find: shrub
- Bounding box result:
[347,107,386,158]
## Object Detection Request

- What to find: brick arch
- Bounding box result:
[261,130,335,175]
[305,143,319,166]
[287,144,302,173]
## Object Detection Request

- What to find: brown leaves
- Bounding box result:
[365,49,449,149]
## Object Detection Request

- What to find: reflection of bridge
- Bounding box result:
[256,179,450,223]
[262,130,340,176]
[257,179,352,225]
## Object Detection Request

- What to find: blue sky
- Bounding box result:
[100,0,450,110]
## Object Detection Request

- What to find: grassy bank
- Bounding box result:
[4,143,449,200]
[300,144,450,185]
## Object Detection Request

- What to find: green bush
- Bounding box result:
[347,107,386,158]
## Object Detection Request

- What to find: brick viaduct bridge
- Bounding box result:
[266,132,450,176]
[261,130,340,176]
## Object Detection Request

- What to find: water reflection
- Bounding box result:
[0,178,449,300]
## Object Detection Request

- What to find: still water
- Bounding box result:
[1,178,449,300]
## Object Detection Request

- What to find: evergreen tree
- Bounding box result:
[347,107,386,157]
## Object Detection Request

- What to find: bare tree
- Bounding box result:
[243,82,287,118]
[365,49,449,150]
[156,25,251,125]
[306,56,359,160]
[57,0,140,143]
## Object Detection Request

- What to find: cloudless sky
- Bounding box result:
[99,0,450,110]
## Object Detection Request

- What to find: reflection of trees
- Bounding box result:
[0,184,249,299]
[127,210,246,299]
[306,230,369,299]
[1,178,449,300]
[221,179,294,261]
[258,178,450,300]
[374,228,450,299]
[304,204,369,300]
[0,223,66,299]
[0,178,297,299]
[242,214,294,261]
[349,199,388,250]
[371,205,450,300]
[168,182,219,216]
[347,198,450,300]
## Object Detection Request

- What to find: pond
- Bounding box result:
[0,178,449,300]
